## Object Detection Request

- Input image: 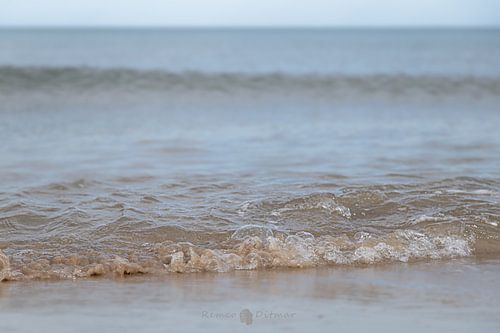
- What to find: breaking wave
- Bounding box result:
[0,227,476,281]
[1,66,500,98]
[1,178,499,281]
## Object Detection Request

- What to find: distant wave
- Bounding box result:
[1,66,500,98]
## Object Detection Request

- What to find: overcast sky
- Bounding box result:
[0,0,499,27]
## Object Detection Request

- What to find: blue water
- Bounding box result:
[0,29,499,281]
[1,28,499,75]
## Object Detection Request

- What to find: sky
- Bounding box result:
[0,0,499,27]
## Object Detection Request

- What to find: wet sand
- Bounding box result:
[1,258,499,332]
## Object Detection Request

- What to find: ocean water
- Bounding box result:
[1,259,500,333]
[1,29,500,281]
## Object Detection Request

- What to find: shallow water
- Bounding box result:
[0,29,500,281]
[1,259,499,332]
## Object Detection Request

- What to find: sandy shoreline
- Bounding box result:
[1,258,499,332]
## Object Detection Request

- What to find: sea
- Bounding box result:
[0,28,499,332]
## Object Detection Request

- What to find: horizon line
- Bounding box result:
[0,24,499,30]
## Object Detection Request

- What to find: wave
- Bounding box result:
[1,178,499,281]
[0,228,476,281]
[1,66,500,98]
